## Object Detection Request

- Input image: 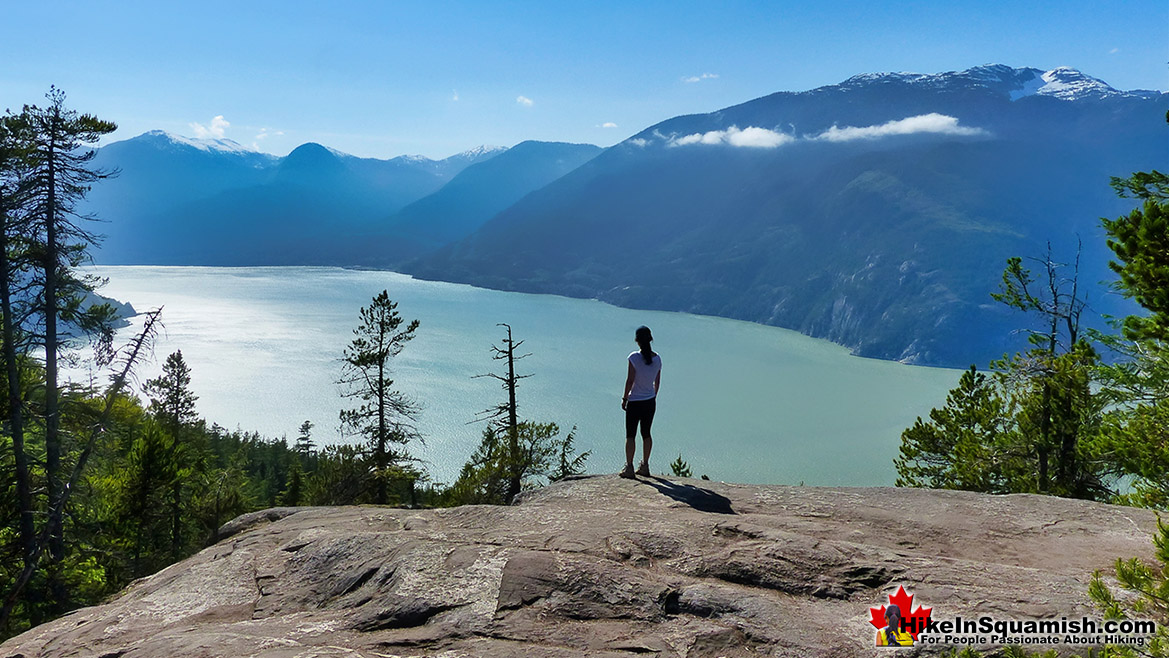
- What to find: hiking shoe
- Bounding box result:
[619,464,636,479]
[636,462,651,477]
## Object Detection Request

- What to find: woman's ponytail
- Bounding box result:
[635,326,654,365]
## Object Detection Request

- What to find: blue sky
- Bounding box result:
[2,0,1165,159]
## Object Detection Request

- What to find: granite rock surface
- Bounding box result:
[2,475,1157,657]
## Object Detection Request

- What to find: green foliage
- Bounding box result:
[1102,199,1169,341]
[144,350,198,429]
[447,422,586,505]
[549,425,589,482]
[669,454,693,478]
[449,325,588,506]
[895,366,1011,491]
[304,444,370,506]
[1083,158,1169,507]
[897,250,1107,498]
[280,462,304,507]
[338,290,421,505]
[116,422,177,575]
[1000,341,1107,498]
[294,419,315,456]
[1110,169,1169,202]
[1088,519,1169,657]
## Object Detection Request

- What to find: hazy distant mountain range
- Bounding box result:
[84,65,1167,367]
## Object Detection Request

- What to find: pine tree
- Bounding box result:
[472,323,532,502]
[896,249,1107,499]
[118,423,174,576]
[20,88,117,586]
[294,419,315,455]
[449,325,589,505]
[549,425,589,482]
[449,421,581,505]
[1102,183,1169,341]
[669,454,693,478]
[1089,519,1169,656]
[0,110,38,571]
[143,350,200,560]
[338,290,420,505]
[144,350,198,431]
[895,366,1011,491]
[1089,131,1169,506]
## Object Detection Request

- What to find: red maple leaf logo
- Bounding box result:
[868,585,933,641]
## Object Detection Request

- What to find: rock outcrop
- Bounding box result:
[2,475,1157,657]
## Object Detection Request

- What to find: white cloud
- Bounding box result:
[601,122,618,128]
[1109,47,1119,54]
[670,125,793,148]
[190,115,230,139]
[628,138,649,148]
[682,73,719,84]
[251,128,284,150]
[452,89,460,101]
[814,113,987,142]
[516,95,534,107]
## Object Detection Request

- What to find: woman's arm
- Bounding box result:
[654,368,661,395]
[622,361,635,410]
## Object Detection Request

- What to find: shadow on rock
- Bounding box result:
[642,477,735,514]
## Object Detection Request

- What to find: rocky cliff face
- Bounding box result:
[2,476,1156,657]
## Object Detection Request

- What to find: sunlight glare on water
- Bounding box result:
[70,266,960,487]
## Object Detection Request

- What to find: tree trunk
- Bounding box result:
[42,118,66,607]
[0,208,34,567]
[376,357,387,505]
[505,328,521,503]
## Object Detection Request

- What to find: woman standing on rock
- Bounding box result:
[620,325,661,478]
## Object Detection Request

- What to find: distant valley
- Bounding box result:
[84,65,1167,367]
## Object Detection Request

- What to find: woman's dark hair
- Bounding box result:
[884,606,904,645]
[635,326,654,365]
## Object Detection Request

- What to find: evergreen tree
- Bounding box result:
[20,88,117,585]
[117,423,174,576]
[192,459,249,544]
[449,325,589,506]
[448,421,579,505]
[669,454,693,478]
[0,110,38,572]
[1090,133,1169,506]
[143,350,201,560]
[294,419,315,455]
[305,444,368,505]
[895,366,1011,491]
[549,425,589,482]
[1089,519,1169,656]
[280,461,304,507]
[144,350,198,431]
[896,250,1107,499]
[472,323,532,501]
[1101,179,1169,341]
[338,290,420,505]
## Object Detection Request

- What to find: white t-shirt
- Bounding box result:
[627,351,661,402]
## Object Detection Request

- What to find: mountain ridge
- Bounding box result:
[82,64,1166,366]
[402,64,1166,366]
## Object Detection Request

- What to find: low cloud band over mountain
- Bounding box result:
[85,65,1167,367]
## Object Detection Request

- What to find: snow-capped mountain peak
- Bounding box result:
[1032,67,1118,100]
[454,145,507,159]
[140,130,257,154]
[833,65,1151,102]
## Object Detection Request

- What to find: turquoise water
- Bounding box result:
[71,266,960,487]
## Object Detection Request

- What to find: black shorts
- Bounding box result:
[625,397,656,438]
